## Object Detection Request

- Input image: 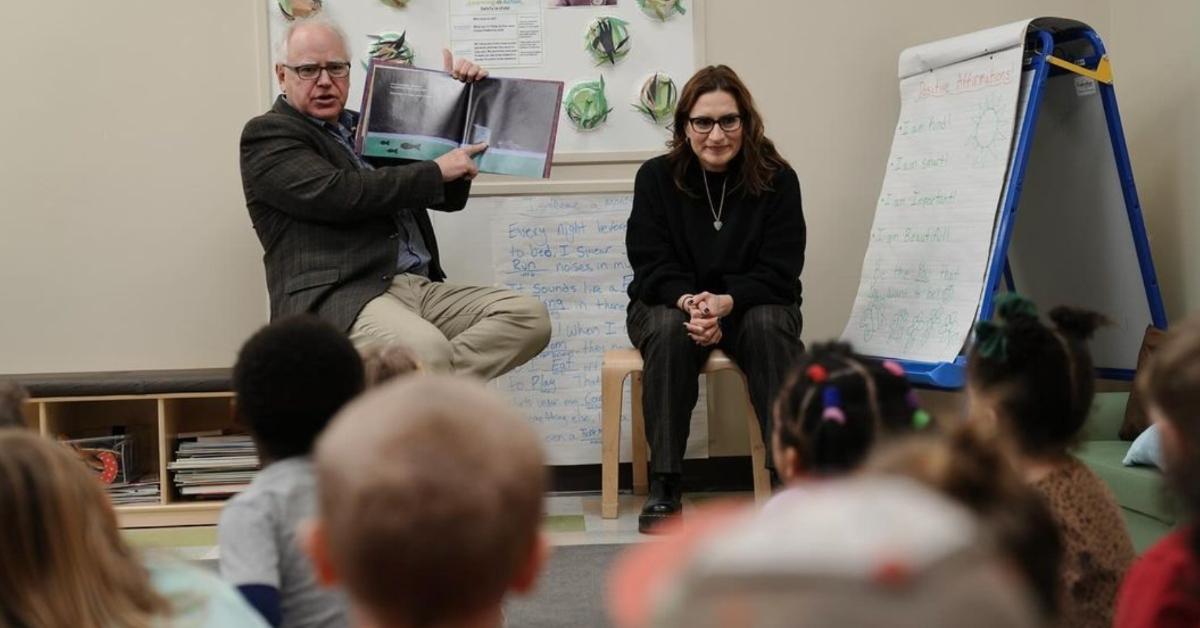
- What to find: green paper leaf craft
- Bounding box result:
[364,31,415,69]
[379,0,410,7]
[585,17,631,66]
[565,76,613,131]
[278,0,322,21]
[636,0,686,21]
[633,72,677,124]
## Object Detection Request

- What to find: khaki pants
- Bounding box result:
[350,274,550,380]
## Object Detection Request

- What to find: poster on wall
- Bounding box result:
[484,193,709,465]
[448,0,546,68]
[549,0,618,6]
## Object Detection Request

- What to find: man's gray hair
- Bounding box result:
[275,14,351,64]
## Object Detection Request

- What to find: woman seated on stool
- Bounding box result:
[625,64,806,533]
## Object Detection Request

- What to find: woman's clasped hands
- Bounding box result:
[679,292,734,346]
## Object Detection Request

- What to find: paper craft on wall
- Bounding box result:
[277,0,322,20]
[363,31,415,68]
[379,0,410,7]
[586,16,631,65]
[636,0,685,21]
[633,72,677,124]
[265,0,698,153]
[565,76,612,130]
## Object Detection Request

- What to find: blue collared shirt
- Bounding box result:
[292,99,432,277]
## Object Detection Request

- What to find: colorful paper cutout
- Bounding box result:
[277,0,322,20]
[636,0,686,21]
[565,76,612,130]
[585,16,631,66]
[364,31,415,68]
[633,72,677,124]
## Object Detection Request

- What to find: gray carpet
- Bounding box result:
[504,544,627,628]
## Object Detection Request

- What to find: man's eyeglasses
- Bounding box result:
[688,114,743,134]
[281,62,352,80]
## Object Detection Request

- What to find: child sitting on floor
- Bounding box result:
[218,315,366,628]
[1115,312,1200,628]
[305,375,548,628]
[0,430,268,627]
[769,341,934,497]
[966,293,1133,628]
[866,422,1065,623]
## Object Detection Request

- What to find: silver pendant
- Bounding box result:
[713,220,723,231]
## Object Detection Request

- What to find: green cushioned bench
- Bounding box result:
[1074,392,1177,552]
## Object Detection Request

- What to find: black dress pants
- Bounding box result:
[626,300,804,474]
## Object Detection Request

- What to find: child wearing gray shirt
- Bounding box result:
[218,316,366,628]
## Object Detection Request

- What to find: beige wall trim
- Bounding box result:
[552,150,661,165]
[473,179,635,196]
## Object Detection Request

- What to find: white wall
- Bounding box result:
[1107,0,1200,320]
[0,1,270,373]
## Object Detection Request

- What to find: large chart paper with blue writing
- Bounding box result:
[485,195,708,465]
[843,44,1025,362]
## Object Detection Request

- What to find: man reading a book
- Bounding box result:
[240,15,550,380]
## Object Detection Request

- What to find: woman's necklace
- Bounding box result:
[702,169,727,231]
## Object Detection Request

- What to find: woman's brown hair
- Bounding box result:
[667,64,789,197]
[1135,313,1200,557]
[0,431,170,627]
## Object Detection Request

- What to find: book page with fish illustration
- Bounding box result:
[357,61,563,178]
[357,63,470,162]
[464,77,563,178]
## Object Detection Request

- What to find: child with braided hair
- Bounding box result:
[769,341,933,490]
[608,345,1050,628]
[967,293,1133,628]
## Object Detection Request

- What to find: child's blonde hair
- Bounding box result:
[314,375,545,627]
[0,431,171,627]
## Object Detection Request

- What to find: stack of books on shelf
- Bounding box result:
[168,431,260,499]
[109,474,162,505]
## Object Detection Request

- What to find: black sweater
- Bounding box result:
[626,155,805,316]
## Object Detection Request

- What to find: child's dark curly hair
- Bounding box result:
[967,294,1107,456]
[233,316,365,461]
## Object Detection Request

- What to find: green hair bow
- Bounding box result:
[974,293,1039,361]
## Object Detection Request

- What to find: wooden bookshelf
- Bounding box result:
[27,391,239,528]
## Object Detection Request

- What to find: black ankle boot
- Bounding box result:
[639,473,683,534]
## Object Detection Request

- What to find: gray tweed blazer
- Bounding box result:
[239,96,470,332]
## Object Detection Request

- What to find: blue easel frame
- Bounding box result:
[897,26,1167,388]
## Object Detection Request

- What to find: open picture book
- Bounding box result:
[356,61,564,179]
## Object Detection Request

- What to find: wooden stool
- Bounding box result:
[600,348,772,519]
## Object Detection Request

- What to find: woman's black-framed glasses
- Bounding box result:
[282,62,352,80]
[688,114,743,134]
